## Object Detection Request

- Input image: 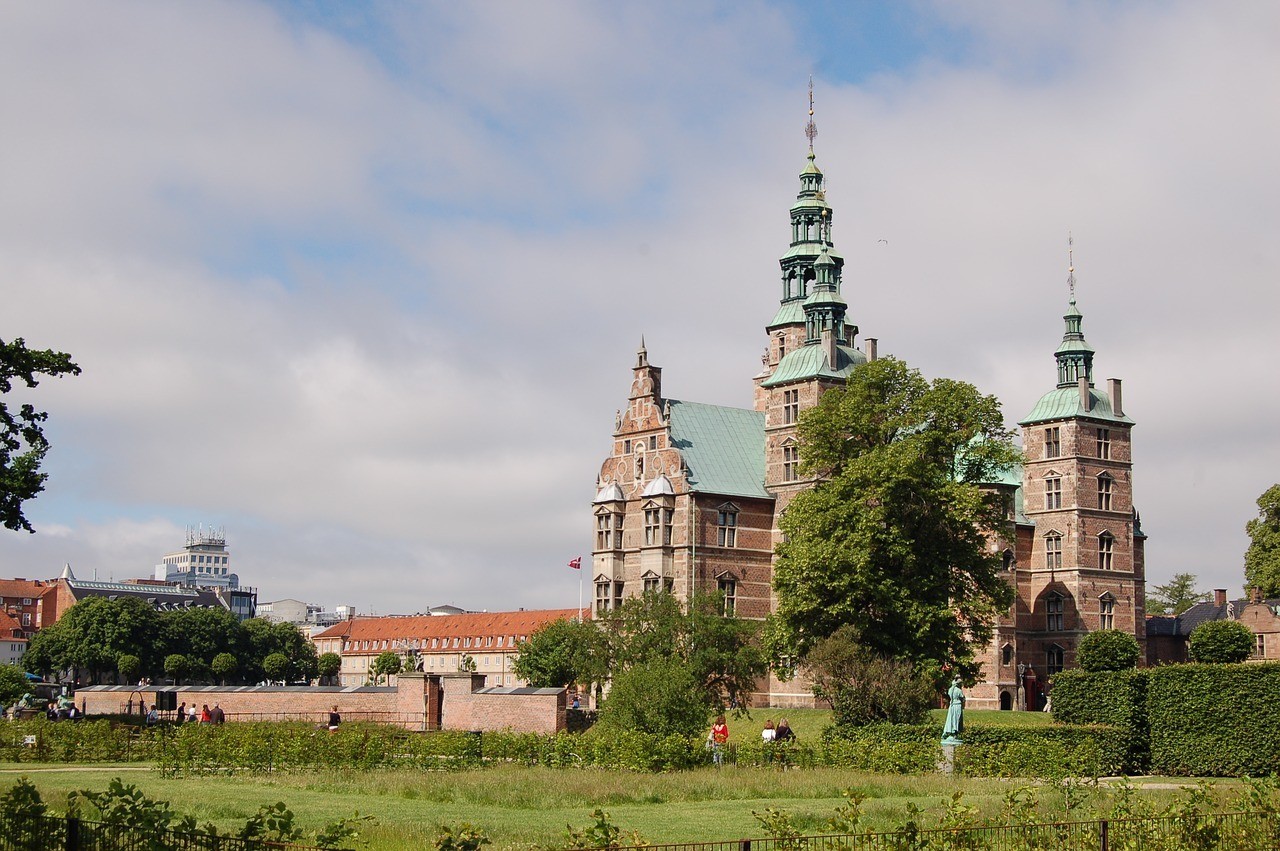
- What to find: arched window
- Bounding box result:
[1002,549,1015,571]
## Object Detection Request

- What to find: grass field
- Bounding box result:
[0,762,1220,851]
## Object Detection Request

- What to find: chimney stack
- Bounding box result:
[1214,588,1227,607]
[821,329,838,369]
[1109,378,1124,418]
[1078,376,1092,411]
[865,338,878,362]
[1251,586,1264,604]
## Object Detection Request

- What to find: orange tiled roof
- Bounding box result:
[0,609,25,637]
[0,579,49,600]
[313,608,585,644]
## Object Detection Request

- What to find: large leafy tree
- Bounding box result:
[1245,484,1280,596]
[772,357,1019,680]
[24,596,163,683]
[1,337,80,532]
[1148,572,1208,616]
[512,617,601,690]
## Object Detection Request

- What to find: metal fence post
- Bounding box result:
[1100,817,1109,851]
[740,840,751,851]
[65,816,80,851]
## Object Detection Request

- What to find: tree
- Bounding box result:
[262,652,290,683]
[162,607,244,676]
[241,618,318,684]
[116,654,142,684]
[512,617,599,689]
[23,596,162,683]
[371,650,402,684]
[804,626,935,727]
[1148,573,1209,616]
[163,653,192,684]
[772,357,1020,679]
[211,653,237,685]
[1076,629,1141,672]
[1188,620,1255,663]
[596,657,712,738]
[0,337,81,532]
[317,652,342,685]
[0,665,30,706]
[1245,485,1280,597]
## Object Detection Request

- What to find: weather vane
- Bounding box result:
[805,76,817,152]
[1067,233,1076,303]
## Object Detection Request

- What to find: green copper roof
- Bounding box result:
[767,300,806,328]
[761,343,867,388]
[780,243,843,261]
[1019,386,1134,426]
[667,400,770,499]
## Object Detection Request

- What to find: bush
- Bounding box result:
[0,664,29,706]
[1148,662,1280,776]
[954,726,1124,778]
[806,626,935,728]
[1076,629,1141,672]
[596,657,711,739]
[1188,620,1255,663]
[1051,668,1148,772]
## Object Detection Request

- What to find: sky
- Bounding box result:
[2,1,1278,615]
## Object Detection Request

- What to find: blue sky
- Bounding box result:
[2,1,1278,615]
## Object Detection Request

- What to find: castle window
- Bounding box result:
[1045,427,1061,458]
[1097,428,1111,459]
[784,390,799,424]
[595,580,611,615]
[718,578,737,616]
[1002,549,1015,571]
[613,581,624,610]
[596,511,624,551]
[1256,634,1267,659]
[623,439,631,453]
[1045,477,1062,510]
[662,509,673,545]
[1046,593,1065,631]
[1099,593,1115,629]
[649,435,657,450]
[1001,644,1013,666]
[643,574,661,594]
[1044,533,1063,570]
[1047,644,1065,675]
[1098,532,1115,570]
[644,507,661,546]
[778,334,787,360]
[717,509,738,547]
[1098,474,1113,511]
[783,445,800,482]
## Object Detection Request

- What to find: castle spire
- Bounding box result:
[1055,236,1095,388]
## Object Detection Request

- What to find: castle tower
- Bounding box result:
[1017,268,1146,684]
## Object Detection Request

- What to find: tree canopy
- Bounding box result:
[1148,572,1208,616]
[771,357,1019,680]
[1188,620,1255,664]
[1076,629,1141,672]
[0,337,80,533]
[1245,484,1280,597]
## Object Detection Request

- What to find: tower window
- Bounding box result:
[783,390,799,424]
[718,578,737,616]
[1047,645,1065,675]
[1097,428,1111,460]
[644,507,661,546]
[1098,532,1115,570]
[1046,593,1065,632]
[717,509,738,547]
[783,445,800,482]
[1002,549,1015,572]
[596,512,624,551]
[649,435,657,450]
[1045,427,1061,458]
[595,580,611,615]
[1098,474,1114,511]
[1099,594,1115,629]
[1045,477,1062,510]
[1001,644,1013,666]
[1044,533,1063,570]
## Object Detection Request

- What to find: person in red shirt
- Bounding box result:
[710,715,729,766]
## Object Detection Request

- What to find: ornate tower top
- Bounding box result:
[1055,236,1095,388]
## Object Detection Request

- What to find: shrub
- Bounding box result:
[596,657,711,739]
[1188,620,1254,663]
[1076,629,1141,672]
[806,626,935,728]
[954,726,1123,778]
[1148,662,1280,776]
[0,664,29,706]
[1051,668,1148,772]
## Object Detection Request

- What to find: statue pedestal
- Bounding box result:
[939,743,957,774]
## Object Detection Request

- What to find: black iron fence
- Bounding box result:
[0,813,320,850]
[596,811,1280,851]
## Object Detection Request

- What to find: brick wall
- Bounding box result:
[439,673,566,734]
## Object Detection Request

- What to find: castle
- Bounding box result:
[591,138,1146,709]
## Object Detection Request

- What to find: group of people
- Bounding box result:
[706,715,798,767]
[146,701,225,726]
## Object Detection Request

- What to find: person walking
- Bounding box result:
[211,703,225,724]
[176,702,186,724]
[199,704,211,724]
[187,703,197,723]
[710,714,729,767]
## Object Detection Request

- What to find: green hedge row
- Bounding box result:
[1051,668,1149,773]
[0,720,160,763]
[1147,663,1280,776]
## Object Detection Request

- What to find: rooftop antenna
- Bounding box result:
[805,76,818,153]
[1067,232,1076,304]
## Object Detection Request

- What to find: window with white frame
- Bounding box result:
[1045,533,1063,570]
[595,580,611,615]
[1045,476,1062,509]
[1256,633,1267,659]
[783,389,799,424]
[1098,474,1114,510]
[643,506,661,546]
[643,574,662,594]
[717,508,738,547]
[718,578,737,615]
[1099,594,1115,629]
[1046,593,1065,631]
[783,444,799,482]
[1098,532,1115,570]
[596,510,624,550]
[1097,428,1111,459]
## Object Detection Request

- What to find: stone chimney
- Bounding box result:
[1251,586,1264,604]
[865,337,878,362]
[1078,376,1092,411]
[821,328,838,369]
[1109,378,1124,418]
[1214,588,1227,607]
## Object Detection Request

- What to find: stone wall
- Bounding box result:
[440,673,567,734]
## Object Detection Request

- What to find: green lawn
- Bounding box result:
[1,764,1235,851]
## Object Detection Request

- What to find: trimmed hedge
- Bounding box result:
[1148,663,1280,776]
[1051,668,1149,773]
[953,725,1125,778]
[0,719,160,763]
